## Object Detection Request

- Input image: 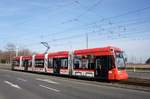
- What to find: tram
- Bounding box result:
[12,46,128,80]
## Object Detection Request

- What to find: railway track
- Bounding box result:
[118,77,150,87]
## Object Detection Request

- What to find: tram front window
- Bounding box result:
[116,52,125,69]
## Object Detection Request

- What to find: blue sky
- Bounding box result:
[0,0,150,63]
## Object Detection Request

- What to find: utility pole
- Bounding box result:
[86,33,88,49]
[16,46,18,56]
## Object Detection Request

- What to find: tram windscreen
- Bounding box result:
[116,52,125,69]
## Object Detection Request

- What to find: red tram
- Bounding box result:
[12,46,128,80]
[47,51,69,75]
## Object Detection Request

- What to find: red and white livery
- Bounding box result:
[12,46,128,80]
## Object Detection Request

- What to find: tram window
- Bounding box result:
[22,60,26,67]
[88,58,95,69]
[35,59,44,68]
[28,60,32,67]
[96,56,110,71]
[22,60,32,67]
[73,57,81,69]
[53,58,61,68]
[96,58,102,69]
[81,58,88,69]
[74,56,96,70]
[95,56,114,70]
[61,58,68,69]
[48,58,53,68]
[12,60,20,66]
[108,56,114,70]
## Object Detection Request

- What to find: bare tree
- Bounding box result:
[0,43,35,64]
[0,50,3,63]
[18,48,33,56]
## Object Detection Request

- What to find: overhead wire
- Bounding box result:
[11,4,150,50]
[11,5,150,42]
[21,16,150,47]
[61,0,104,24]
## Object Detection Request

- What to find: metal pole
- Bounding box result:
[16,47,18,56]
[133,65,136,72]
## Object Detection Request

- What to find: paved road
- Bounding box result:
[0,69,150,99]
[128,71,150,79]
[1,64,150,80]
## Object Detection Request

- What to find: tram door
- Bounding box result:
[53,58,61,74]
[24,60,28,71]
[95,57,108,79]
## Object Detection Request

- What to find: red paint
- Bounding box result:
[74,46,120,56]
[35,54,44,59]
[48,51,68,58]
[13,56,21,60]
[60,68,68,71]
[108,68,128,80]
[22,56,32,60]
[12,46,128,81]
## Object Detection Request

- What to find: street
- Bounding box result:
[0,69,150,99]
[128,71,150,79]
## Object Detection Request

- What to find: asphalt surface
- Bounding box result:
[128,71,150,79]
[1,64,150,80]
[0,69,150,99]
